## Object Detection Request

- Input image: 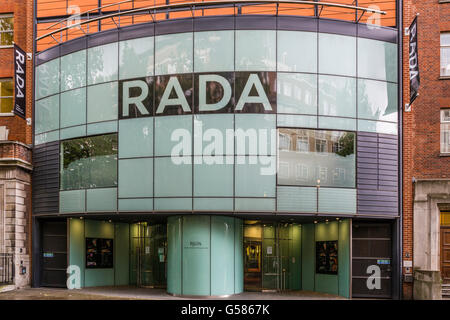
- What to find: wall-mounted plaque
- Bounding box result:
[86,238,113,269]
[316,240,338,275]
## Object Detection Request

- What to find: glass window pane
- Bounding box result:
[118,117,153,158]
[441,110,450,153]
[358,79,397,122]
[441,47,450,77]
[319,34,356,77]
[155,32,193,75]
[194,31,234,73]
[235,114,276,155]
[358,38,397,82]
[194,158,233,197]
[88,42,118,85]
[277,31,317,73]
[155,115,192,156]
[193,114,234,156]
[278,129,355,188]
[0,32,13,46]
[35,94,59,134]
[118,158,153,198]
[319,117,356,131]
[60,88,86,128]
[0,97,13,113]
[61,50,86,91]
[0,80,13,97]
[35,58,60,100]
[60,134,118,190]
[154,157,192,197]
[277,186,317,212]
[277,73,317,115]
[357,119,397,135]
[441,33,450,46]
[87,82,118,123]
[235,30,276,71]
[119,37,154,80]
[318,188,356,213]
[319,75,356,118]
[235,156,276,197]
[277,114,317,128]
[0,17,13,31]
[86,188,117,212]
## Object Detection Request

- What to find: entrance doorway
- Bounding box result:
[244,221,298,292]
[440,212,450,284]
[131,223,167,288]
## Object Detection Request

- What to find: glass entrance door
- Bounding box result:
[132,223,167,288]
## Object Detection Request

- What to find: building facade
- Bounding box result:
[32,0,402,298]
[0,0,33,289]
[402,0,450,300]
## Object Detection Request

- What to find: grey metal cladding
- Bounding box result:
[357,132,399,216]
[32,141,60,215]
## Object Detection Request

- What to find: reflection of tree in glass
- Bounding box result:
[336,132,354,157]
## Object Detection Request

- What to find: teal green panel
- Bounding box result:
[155,32,193,75]
[154,157,192,197]
[338,219,350,298]
[194,160,233,197]
[235,30,276,71]
[358,79,398,122]
[60,88,86,128]
[319,75,356,118]
[154,198,192,211]
[182,216,211,295]
[193,198,233,211]
[234,219,244,294]
[318,188,356,214]
[167,216,182,294]
[88,42,118,85]
[61,50,86,91]
[119,37,154,80]
[85,269,114,287]
[87,82,118,123]
[60,190,85,213]
[193,114,234,156]
[194,30,234,73]
[357,119,398,135]
[211,216,235,295]
[290,225,302,290]
[84,219,115,238]
[69,219,85,287]
[119,118,153,158]
[86,188,117,212]
[315,221,339,241]
[277,114,317,128]
[114,223,130,285]
[118,158,153,198]
[277,186,317,212]
[318,117,356,131]
[155,115,192,156]
[119,199,153,211]
[315,274,338,295]
[35,94,59,134]
[35,58,60,100]
[234,198,275,212]
[35,130,59,145]
[235,114,276,155]
[235,156,276,197]
[277,31,317,73]
[60,125,86,140]
[86,120,117,135]
[277,73,317,115]
[319,33,356,77]
[301,223,315,291]
[358,38,397,83]
[129,223,139,285]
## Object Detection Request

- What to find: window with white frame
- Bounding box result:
[0,15,13,47]
[441,109,450,154]
[0,79,13,114]
[441,33,450,77]
[279,133,291,151]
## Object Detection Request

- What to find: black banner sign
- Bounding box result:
[409,16,420,105]
[13,45,26,119]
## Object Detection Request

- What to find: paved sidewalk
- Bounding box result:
[0,286,346,300]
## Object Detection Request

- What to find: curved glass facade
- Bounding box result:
[34,25,398,216]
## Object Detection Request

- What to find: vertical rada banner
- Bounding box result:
[409,16,420,105]
[14,45,26,119]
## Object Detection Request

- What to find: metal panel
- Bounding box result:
[32,141,60,215]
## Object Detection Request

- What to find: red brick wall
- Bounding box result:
[403,0,450,300]
[0,0,33,145]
